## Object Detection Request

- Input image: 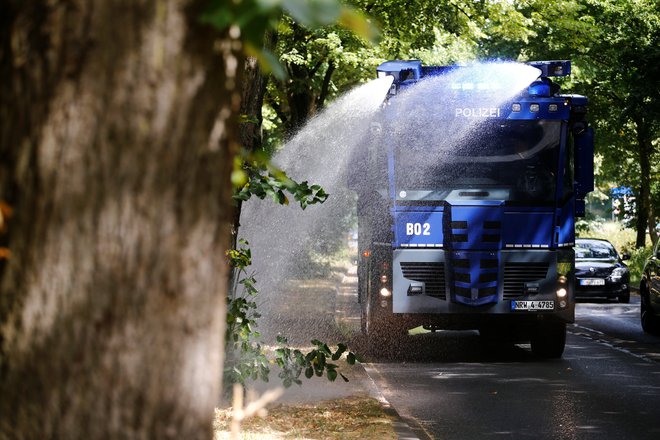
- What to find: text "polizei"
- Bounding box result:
[455,107,501,117]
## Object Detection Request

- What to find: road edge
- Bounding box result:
[362,364,432,440]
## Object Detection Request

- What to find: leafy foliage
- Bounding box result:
[274,336,357,388]
[202,0,376,79]
[225,240,270,386]
[225,226,357,391]
[232,151,328,209]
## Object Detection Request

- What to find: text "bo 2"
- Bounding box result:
[406,223,431,236]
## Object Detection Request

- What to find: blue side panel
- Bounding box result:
[574,126,594,199]
[394,211,444,247]
[558,200,575,247]
[502,212,554,248]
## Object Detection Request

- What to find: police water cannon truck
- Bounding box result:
[349,60,594,358]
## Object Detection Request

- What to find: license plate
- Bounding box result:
[511,300,555,311]
[580,278,605,286]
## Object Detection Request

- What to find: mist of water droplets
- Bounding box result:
[238,61,541,339]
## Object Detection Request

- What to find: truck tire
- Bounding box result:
[361,296,407,356]
[531,321,566,358]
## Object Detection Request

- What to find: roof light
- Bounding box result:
[528,79,551,97]
[549,104,559,112]
[512,103,522,112]
[530,103,540,112]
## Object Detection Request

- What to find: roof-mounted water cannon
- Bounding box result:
[377,60,423,82]
[525,61,570,98]
[527,60,571,78]
[377,60,423,95]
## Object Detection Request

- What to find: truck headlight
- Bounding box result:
[556,288,567,298]
[380,288,392,297]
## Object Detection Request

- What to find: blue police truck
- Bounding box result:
[351,60,593,358]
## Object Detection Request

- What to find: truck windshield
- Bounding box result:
[393,119,561,204]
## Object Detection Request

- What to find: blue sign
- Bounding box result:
[610,186,633,197]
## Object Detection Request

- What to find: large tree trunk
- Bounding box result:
[231,30,276,248]
[634,116,654,248]
[0,1,242,438]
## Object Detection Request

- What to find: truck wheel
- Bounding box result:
[641,285,660,334]
[530,321,566,358]
[362,297,407,356]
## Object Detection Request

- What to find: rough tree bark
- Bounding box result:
[0,1,243,438]
[231,30,276,248]
[634,115,656,248]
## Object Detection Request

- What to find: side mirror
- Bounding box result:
[574,126,594,217]
[621,253,631,261]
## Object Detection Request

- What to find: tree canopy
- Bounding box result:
[263,0,659,245]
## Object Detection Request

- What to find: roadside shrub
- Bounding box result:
[627,246,653,288]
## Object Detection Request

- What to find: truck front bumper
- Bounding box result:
[391,248,574,324]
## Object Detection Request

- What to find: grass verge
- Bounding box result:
[214,396,398,439]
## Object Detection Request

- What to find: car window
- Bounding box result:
[575,241,617,259]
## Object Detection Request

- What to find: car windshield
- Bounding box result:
[575,240,617,260]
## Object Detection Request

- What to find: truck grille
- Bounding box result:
[400,262,446,299]
[503,263,549,299]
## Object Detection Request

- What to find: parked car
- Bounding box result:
[641,239,660,334]
[574,238,630,303]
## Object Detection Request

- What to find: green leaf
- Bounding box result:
[327,368,337,381]
[347,352,356,365]
[282,0,341,27]
[331,343,347,360]
[338,6,380,42]
[245,44,287,81]
[305,366,314,379]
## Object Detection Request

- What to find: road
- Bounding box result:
[364,295,660,440]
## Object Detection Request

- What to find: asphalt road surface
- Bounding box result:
[365,295,660,440]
